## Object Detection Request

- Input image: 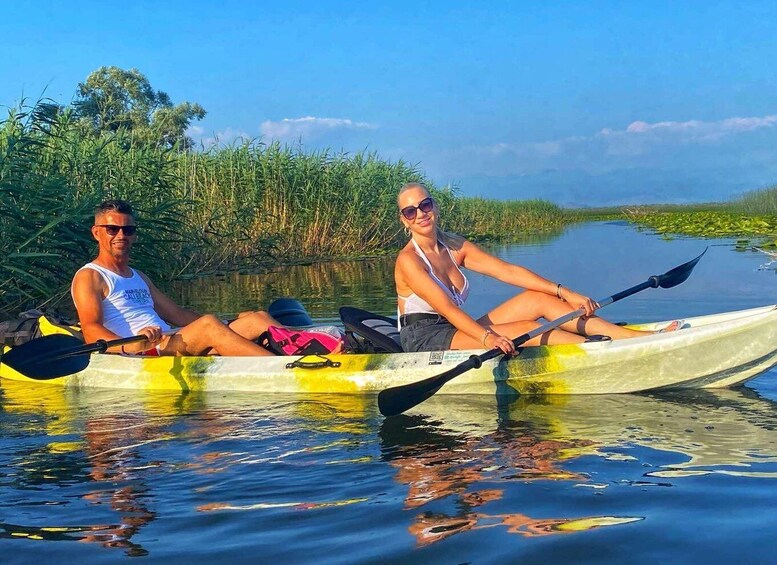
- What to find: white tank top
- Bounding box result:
[72,262,170,337]
[397,239,470,326]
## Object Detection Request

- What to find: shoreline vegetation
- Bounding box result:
[0,99,573,315]
[2,70,776,316]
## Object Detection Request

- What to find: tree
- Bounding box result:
[73,66,206,149]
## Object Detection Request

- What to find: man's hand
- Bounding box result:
[137,325,164,346]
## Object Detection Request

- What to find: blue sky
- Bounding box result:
[3,0,777,206]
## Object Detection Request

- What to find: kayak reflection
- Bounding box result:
[380,387,777,545]
[398,387,777,471]
[0,382,377,556]
[0,382,183,556]
[6,380,777,552]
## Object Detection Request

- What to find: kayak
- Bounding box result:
[2,304,777,394]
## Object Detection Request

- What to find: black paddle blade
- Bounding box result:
[656,248,707,289]
[378,377,444,418]
[1,334,90,380]
[378,359,479,417]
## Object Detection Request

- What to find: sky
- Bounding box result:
[3,0,777,206]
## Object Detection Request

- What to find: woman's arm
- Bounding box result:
[458,240,597,315]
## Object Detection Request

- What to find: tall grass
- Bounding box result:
[0,102,190,315]
[0,101,571,316]
[730,185,777,215]
[0,104,96,313]
[173,143,426,267]
[445,197,567,239]
[159,142,570,266]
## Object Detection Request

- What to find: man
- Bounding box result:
[71,199,277,356]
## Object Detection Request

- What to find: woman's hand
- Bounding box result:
[559,288,599,317]
[484,329,515,355]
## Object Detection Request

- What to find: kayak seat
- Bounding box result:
[267,297,315,328]
[339,307,403,353]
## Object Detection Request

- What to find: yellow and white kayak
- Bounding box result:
[2,304,777,395]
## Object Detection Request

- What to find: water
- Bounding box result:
[3,221,777,562]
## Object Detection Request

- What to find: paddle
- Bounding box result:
[0,331,174,380]
[377,249,707,417]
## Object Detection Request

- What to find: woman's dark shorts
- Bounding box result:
[400,317,457,352]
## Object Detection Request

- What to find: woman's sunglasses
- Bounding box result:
[400,197,434,220]
[95,224,138,236]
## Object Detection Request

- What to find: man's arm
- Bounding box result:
[71,268,120,344]
[138,271,201,327]
[71,269,141,352]
[71,269,161,353]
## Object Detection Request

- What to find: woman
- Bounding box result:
[394,183,679,354]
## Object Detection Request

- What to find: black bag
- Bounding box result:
[0,309,80,347]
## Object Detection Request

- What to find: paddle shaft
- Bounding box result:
[53,328,180,359]
[430,277,656,378]
[0,329,179,380]
[53,333,160,359]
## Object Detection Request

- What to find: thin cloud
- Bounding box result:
[259,116,377,141]
[601,114,777,146]
[438,113,777,177]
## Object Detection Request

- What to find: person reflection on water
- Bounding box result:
[71,199,279,356]
[394,183,681,354]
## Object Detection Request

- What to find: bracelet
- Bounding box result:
[556,283,562,299]
[482,328,494,346]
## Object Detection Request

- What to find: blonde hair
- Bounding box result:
[397,182,463,250]
[397,182,428,206]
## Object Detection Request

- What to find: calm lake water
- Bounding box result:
[3,221,777,563]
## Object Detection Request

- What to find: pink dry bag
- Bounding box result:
[265,325,344,356]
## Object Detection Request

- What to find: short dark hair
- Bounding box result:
[94,199,134,219]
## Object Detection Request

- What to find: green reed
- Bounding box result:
[730,185,777,216]
[0,104,95,313]
[170,143,571,265]
[0,102,191,315]
[0,101,572,316]
[445,197,569,240]
[173,143,425,267]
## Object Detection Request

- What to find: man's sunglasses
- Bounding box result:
[400,197,434,220]
[95,224,137,236]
